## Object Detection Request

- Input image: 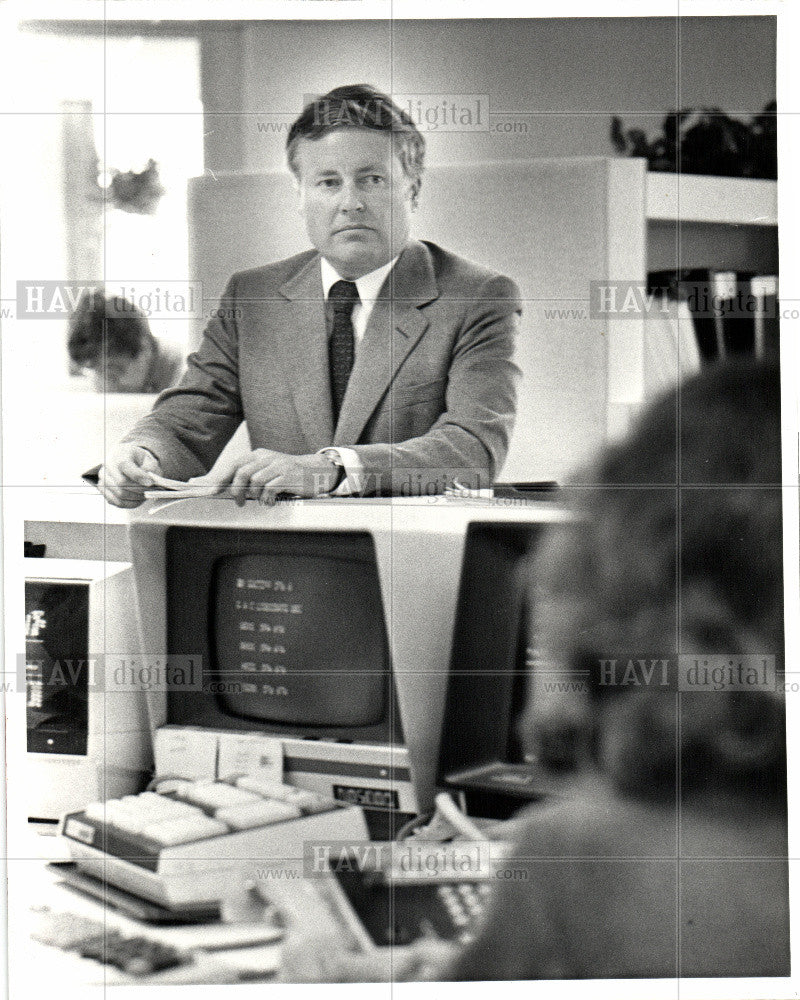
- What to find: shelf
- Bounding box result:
[646,173,777,226]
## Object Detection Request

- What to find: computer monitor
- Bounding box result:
[24,558,152,820]
[129,498,569,819]
[436,521,564,817]
[166,527,397,742]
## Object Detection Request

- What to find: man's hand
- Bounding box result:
[97,443,162,509]
[191,449,340,506]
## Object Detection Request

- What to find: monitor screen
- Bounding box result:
[25,578,90,755]
[23,559,152,818]
[166,527,397,739]
[436,522,545,796]
[212,551,386,726]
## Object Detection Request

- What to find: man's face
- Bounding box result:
[293,128,417,279]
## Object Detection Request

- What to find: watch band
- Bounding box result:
[320,449,347,489]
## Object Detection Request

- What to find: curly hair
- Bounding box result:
[526,359,785,801]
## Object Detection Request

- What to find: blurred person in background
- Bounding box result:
[278,359,788,982]
[67,289,184,394]
[449,358,787,980]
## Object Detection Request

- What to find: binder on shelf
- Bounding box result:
[648,269,778,363]
[641,291,701,398]
[709,271,755,359]
[648,269,717,361]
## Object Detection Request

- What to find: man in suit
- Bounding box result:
[99,85,522,506]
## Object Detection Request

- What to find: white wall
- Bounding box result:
[200,17,776,174]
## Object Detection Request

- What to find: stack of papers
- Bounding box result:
[144,474,225,500]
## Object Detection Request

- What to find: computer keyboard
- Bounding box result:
[332,860,493,947]
[61,778,369,910]
[31,907,192,975]
[29,903,284,983]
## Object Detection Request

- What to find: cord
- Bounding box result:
[432,793,489,842]
[394,811,433,841]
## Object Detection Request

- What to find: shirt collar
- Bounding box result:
[320,255,399,304]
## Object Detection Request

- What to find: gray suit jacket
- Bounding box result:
[125,239,522,495]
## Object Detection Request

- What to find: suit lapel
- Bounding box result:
[334,241,439,446]
[277,255,335,449]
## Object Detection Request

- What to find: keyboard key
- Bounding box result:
[121,793,198,816]
[82,801,112,823]
[31,909,192,976]
[291,791,339,815]
[78,930,190,975]
[177,782,261,811]
[103,801,158,834]
[107,800,203,836]
[234,777,335,813]
[234,777,299,800]
[118,800,200,827]
[106,808,152,836]
[215,799,302,830]
[30,908,107,949]
[140,815,229,846]
[82,796,201,829]
[154,779,193,796]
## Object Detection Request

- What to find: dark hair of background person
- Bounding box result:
[525,359,785,802]
[285,84,426,193]
[67,290,153,368]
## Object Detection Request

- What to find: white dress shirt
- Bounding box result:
[319,255,399,345]
[318,255,399,495]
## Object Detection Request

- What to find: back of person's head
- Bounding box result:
[67,290,152,369]
[526,359,785,801]
[286,84,426,192]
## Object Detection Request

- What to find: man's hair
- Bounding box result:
[526,360,785,800]
[67,290,152,367]
[286,84,426,191]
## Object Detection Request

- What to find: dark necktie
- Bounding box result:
[328,279,359,421]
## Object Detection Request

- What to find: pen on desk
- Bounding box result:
[81,465,102,486]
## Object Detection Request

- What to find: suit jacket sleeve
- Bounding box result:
[120,277,244,479]
[348,273,522,495]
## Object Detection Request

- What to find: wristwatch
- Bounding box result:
[319,448,347,490]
